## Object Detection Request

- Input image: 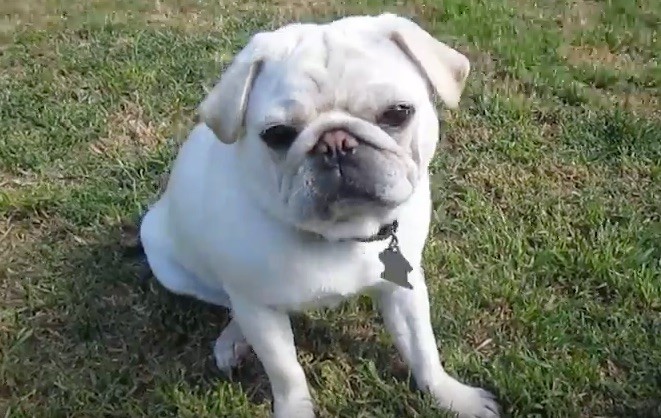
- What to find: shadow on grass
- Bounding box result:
[46,220,431,414]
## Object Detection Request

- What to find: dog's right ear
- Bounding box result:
[375,13,470,109]
[198,39,266,144]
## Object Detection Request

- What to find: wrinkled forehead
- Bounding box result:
[246,27,429,126]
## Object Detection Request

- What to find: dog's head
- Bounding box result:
[199,14,470,241]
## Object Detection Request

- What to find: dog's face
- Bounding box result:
[199,14,470,240]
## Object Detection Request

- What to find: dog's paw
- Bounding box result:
[431,381,500,418]
[467,388,500,418]
[213,335,250,373]
[272,396,315,418]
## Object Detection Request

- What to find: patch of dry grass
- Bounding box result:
[91,101,168,158]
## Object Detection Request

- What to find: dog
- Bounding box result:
[139,13,499,418]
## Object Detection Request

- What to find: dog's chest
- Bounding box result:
[217,238,391,310]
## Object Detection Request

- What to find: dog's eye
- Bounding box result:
[378,104,415,128]
[260,125,299,149]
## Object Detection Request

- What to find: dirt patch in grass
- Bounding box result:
[91,101,168,158]
[513,0,602,33]
[560,44,639,72]
[0,0,62,36]
[462,160,595,209]
[556,0,603,35]
[257,0,347,18]
[144,0,231,30]
[233,0,439,25]
[621,91,661,118]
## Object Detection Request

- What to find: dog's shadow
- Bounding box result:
[50,221,412,413]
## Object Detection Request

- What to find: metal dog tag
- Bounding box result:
[379,237,413,289]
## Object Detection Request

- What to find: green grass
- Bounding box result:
[1,0,659,417]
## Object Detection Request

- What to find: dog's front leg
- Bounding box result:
[230,294,314,418]
[376,269,500,418]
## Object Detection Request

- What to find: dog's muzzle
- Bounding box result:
[309,128,389,204]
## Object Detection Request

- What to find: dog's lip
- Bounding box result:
[316,180,409,209]
[313,193,407,229]
[332,194,404,209]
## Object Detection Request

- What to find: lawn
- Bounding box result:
[1,0,659,417]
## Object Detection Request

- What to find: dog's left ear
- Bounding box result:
[198,33,269,144]
[377,13,470,108]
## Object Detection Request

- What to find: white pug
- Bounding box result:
[139,13,499,418]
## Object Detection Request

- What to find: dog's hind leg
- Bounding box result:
[139,203,250,373]
[214,318,250,373]
[139,203,232,308]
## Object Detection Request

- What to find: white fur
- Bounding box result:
[140,13,498,418]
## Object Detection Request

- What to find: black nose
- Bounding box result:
[312,129,359,166]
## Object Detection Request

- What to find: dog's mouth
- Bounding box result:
[307,143,414,207]
[288,196,403,243]
[279,145,414,242]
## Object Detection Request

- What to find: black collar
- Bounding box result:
[301,220,399,243]
[338,220,399,243]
